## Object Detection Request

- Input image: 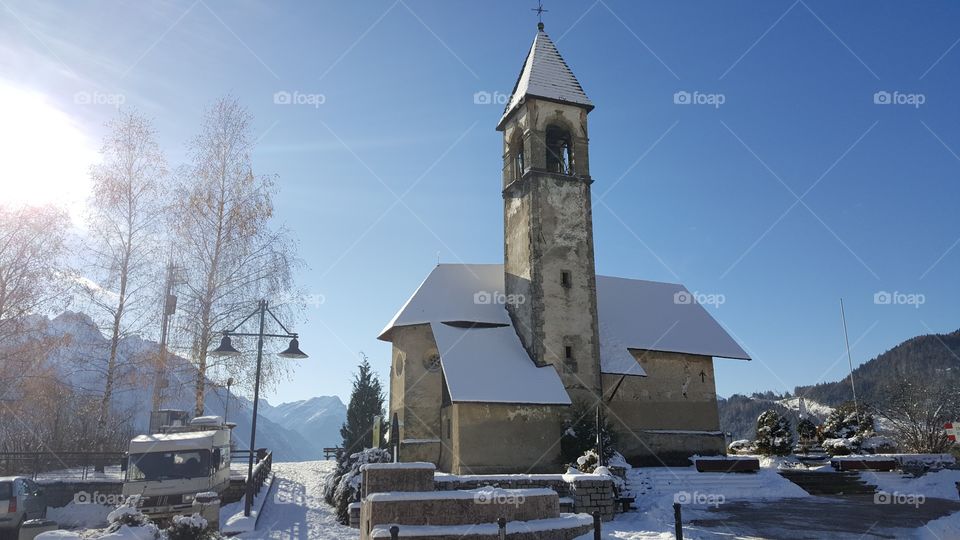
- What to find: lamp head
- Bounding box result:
[278,337,308,359]
[210,334,241,357]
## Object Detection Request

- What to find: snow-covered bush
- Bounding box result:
[324,447,392,525]
[822,436,858,456]
[820,403,876,455]
[166,514,221,540]
[106,497,152,529]
[797,418,817,443]
[755,409,793,456]
[728,439,756,455]
[861,435,897,454]
[574,449,600,473]
[560,401,617,465]
[102,496,159,538]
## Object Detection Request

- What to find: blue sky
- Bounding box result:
[2,1,959,406]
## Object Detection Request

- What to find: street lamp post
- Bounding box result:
[209,299,308,517]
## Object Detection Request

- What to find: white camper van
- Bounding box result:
[122,414,232,520]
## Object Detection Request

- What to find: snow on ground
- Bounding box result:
[35,466,125,483]
[237,460,357,539]
[863,468,960,500]
[47,501,112,529]
[914,510,960,539]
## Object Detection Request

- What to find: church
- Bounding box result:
[378,23,750,474]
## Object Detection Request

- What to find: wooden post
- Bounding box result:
[593,511,601,539]
[498,517,506,540]
[673,502,683,540]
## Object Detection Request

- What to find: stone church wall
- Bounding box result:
[390,324,443,464]
[448,402,566,474]
[603,351,725,465]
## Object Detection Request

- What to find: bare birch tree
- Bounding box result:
[0,204,71,449]
[85,110,168,443]
[173,96,297,415]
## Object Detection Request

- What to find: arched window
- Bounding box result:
[545,125,573,175]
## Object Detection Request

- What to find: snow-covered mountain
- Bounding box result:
[260,396,346,454]
[17,311,324,462]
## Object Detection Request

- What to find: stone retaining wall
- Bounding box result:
[434,474,616,521]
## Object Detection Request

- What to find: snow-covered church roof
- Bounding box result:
[379,264,750,404]
[498,25,594,129]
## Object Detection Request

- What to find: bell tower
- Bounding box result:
[498,23,601,403]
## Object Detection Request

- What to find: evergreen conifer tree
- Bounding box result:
[340,353,385,454]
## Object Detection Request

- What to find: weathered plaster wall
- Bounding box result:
[603,351,725,465]
[389,324,443,464]
[451,402,566,474]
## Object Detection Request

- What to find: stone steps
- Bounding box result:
[778,470,877,496]
[369,513,594,540]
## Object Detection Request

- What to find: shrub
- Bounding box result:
[728,439,756,455]
[573,449,600,473]
[797,418,817,443]
[106,496,152,529]
[104,496,160,538]
[755,409,793,456]
[820,402,876,455]
[167,514,221,540]
[323,447,392,525]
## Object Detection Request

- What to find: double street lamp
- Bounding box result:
[209,299,308,517]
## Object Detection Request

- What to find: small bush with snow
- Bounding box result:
[728,439,756,455]
[166,513,221,540]
[755,409,793,456]
[105,497,157,535]
[323,447,392,525]
[819,402,877,455]
[573,449,599,473]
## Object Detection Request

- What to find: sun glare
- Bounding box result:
[0,82,96,220]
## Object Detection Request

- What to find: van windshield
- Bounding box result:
[0,481,10,500]
[128,450,211,481]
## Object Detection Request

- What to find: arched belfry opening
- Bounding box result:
[545,125,573,175]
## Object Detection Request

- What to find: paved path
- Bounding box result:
[688,495,960,539]
[238,461,357,540]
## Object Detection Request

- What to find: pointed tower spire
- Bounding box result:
[497,26,594,130]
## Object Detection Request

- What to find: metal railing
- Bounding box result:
[248,450,272,497]
[0,451,127,481]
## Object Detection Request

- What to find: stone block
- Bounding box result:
[362,462,436,498]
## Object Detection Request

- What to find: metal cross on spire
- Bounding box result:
[531,0,548,30]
